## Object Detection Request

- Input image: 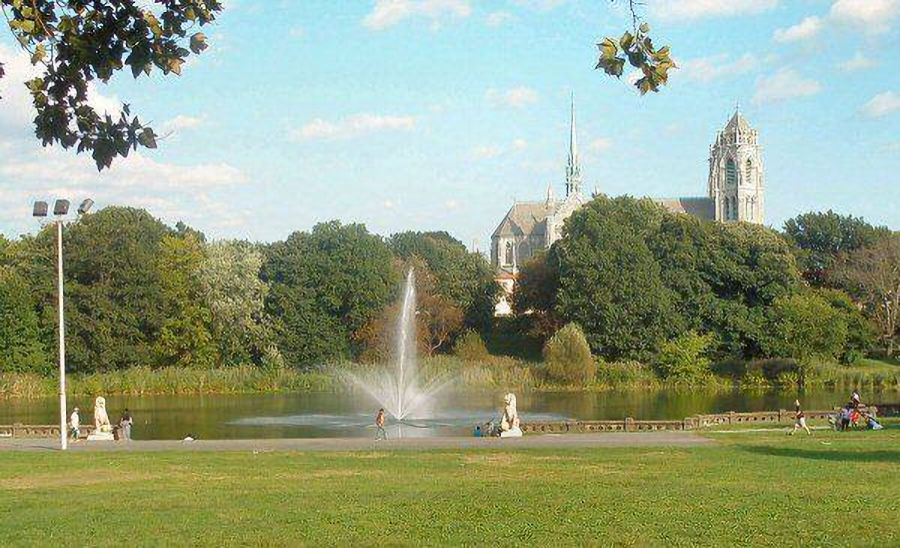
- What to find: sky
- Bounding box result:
[1,0,899,250]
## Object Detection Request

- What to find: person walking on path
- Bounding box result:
[790,399,811,436]
[375,408,387,441]
[119,409,133,441]
[69,407,80,441]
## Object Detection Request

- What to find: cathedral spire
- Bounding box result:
[565,92,582,197]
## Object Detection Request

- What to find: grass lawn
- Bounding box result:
[1,423,898,546]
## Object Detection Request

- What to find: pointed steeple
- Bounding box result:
[565,92,582,198]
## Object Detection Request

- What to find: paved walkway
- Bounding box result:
[0,431,714,452]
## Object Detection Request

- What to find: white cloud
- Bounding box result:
[511,0,567,10]
[486,11,514,27]
[445,199,459,209]
[838,52,878,71]
[752,68,821,104]
[292,114,417,140]
[162,115,206,134]
[773,16,823,42]
[651,0,777,20]
[382,199,396,209]
[830,0,900,34]
[511,138,528,150]
[288,25,304,38]
[678,53,758,83]
[588,137,612,152]
[472,145,502,159]
[861,91,900,117]
[363,0,471,30]
[485,86,539,108]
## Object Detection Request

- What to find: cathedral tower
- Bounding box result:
[565,93,582,198]
[708,107,764,224]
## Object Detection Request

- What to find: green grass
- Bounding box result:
[1,423,898,546]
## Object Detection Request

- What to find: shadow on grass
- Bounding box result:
[738,445,900,464]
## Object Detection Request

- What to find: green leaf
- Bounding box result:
[137,128,158,149]
[190,33,208,54]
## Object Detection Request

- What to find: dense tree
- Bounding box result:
[263,222,398,368]
[832,235,900,356]
[389,231,498,332]
[9,207,172,372]
[554,196,678,361]
[198,240,272,367]
[762,292,849,387]
[783,210,890,287]
[1,0,221,169]
[543,323,595,385]
[512,251,560,339]
[655,331,715,382]
[0,267,49,374]
[154,233,216,368]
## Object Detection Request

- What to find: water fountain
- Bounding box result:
[342,268,456,422]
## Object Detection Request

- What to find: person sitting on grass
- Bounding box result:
[789,399,811,436]
[863,412,883,431]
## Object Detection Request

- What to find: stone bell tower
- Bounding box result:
[708,107,765,224]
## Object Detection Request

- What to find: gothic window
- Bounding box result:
[726,159,737,187]
[724,198,730,220]
[504,242,514,266]
[745,159,753,185]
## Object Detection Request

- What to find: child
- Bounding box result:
[374,408,387,441]
[864,413,884,431]
[790,399,811,436]
[839,406,852,431]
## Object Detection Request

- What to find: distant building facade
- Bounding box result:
[490,99,765,315]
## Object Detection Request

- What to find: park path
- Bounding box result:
[0,431,713,452]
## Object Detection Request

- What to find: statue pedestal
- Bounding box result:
[500,427,523,438]
[87,431,114,442]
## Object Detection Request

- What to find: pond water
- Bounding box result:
[3,387,896,440]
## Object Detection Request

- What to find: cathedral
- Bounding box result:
[490,98,766,315]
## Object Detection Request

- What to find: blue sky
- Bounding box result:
[1,0,898,249]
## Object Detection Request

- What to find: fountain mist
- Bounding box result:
[343,268,455,420]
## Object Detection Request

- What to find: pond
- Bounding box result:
[3,387,896,440]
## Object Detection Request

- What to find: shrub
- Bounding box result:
[543,323,595,385]
[655,331,715,382]
[453,330,490,362]
[595,359,659,387]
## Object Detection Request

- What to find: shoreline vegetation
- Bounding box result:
[2,356,899,399]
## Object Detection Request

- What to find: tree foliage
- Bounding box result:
[0,267,48,373]
[656,331,715,382]
[389,231,498,332]
[154,233,216,368]
[783,210,891,287]
[263,221,398,368]
[832,235,900,356]
[198,240,272,367]
[0,0,221,169]
[596,2,676,94]
[543,323,595,385]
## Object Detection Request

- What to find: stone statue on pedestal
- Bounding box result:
[87,396,115,441]
[499,393,523,438]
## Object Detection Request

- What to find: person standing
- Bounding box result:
[790,399,811,436]
[69,407,80,441]
[375,408,387,441]
[119,409,133,441]
[840,405,852,431]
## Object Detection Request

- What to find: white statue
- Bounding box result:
[93,396,111,433]
[499,393,523,438]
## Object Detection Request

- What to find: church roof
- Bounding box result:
[654,197,715,221]
[491,201,558,239]
[723,110,753,134]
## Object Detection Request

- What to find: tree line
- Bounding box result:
[0,200,897,379]
[0,207,497,374]
[515,196,899,384]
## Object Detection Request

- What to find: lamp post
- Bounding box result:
[33,198,93,451]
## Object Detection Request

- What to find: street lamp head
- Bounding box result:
[78,199,94,215]
[33,201,48,217]
[53,199,70,216]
